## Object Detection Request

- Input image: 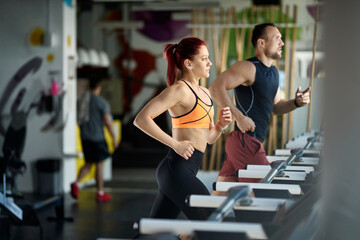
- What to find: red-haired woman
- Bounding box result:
[134,37,232,220]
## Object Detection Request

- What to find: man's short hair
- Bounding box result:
[89,78,102,90]
[251,23,276,47]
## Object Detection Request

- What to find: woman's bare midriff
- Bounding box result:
[172,128,209,153]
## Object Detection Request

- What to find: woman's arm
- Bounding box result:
[133,85,195,160]
[208,107,232,144]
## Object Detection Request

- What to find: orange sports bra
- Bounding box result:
[171,80,214,128]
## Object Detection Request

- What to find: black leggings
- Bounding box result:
[149,149,211,220]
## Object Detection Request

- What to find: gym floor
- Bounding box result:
[7,168,161,240]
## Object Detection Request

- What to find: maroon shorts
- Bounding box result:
[219,131,269,182]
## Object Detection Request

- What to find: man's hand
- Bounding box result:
[113,138,119,149]
[295,86,311,107]
[234,111,255,133]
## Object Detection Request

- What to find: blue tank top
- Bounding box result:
[234,57,279,142]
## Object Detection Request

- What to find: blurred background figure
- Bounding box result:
[71,78,118,202]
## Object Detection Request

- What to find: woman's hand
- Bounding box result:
[173,140,196,160]
[217,107,232,129]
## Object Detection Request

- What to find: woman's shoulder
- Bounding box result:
[168,80,191,93]
[159,80,191,101]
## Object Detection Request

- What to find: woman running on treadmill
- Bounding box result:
[134,37,231,220]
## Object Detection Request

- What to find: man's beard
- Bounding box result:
[265,49,282,60]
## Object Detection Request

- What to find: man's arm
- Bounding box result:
[209,61,256,133]
[103,113,118,149]
[273,86,311,115]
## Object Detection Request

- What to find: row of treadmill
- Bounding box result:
[129,130,323,240]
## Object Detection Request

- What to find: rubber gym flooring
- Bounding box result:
[7,168,163,240]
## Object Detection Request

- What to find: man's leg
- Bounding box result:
[235,133,269,182]
[211,176,238,196]
[95,160,112,202]
[212,131,270,195]
[95,160,104,192]
[70,162,92,199]
[76,162,92,182]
